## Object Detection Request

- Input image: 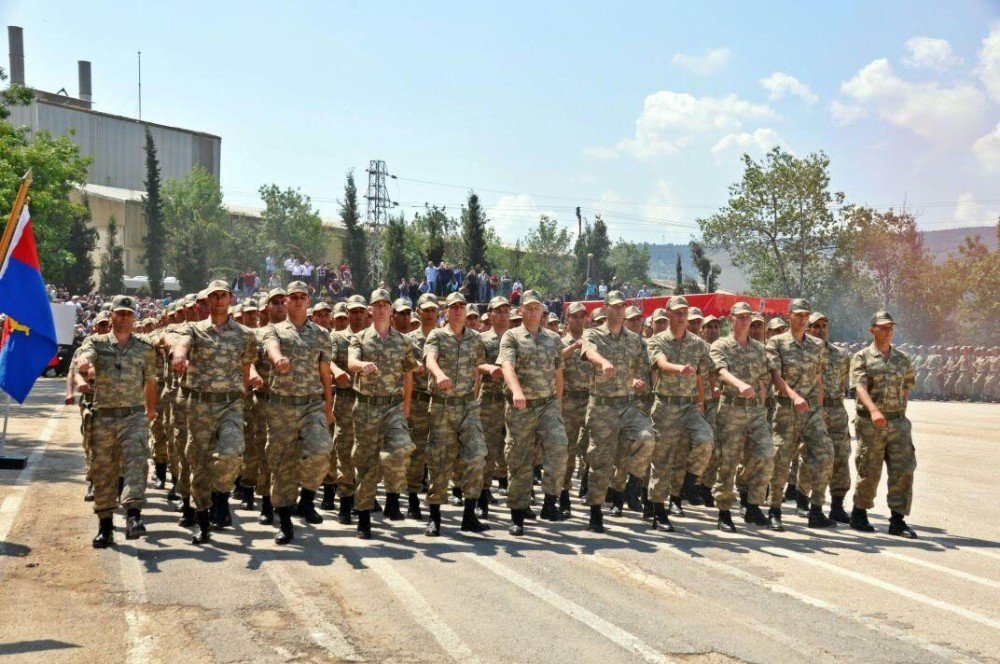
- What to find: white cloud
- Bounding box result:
[978,23,1000,104]
[829,100,867,126]
[711,128,784,162]
[902,36,960,69]
[760,72,818,104]
[840,58,988,147]
[485,194,558,243]
[954,192,999,228]
[581,145,619,160]
[671,48,731,75]
[617,91,776,158]
[973,122,1000,169]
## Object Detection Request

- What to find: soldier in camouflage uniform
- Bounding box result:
[246,291,284,524]
[498,290,569,535]
[67,312,111,502]
[422,291,490,535]
[764,299,834,530]
[159,301,196,519]
[232,299,259,511]
[75,296,158,547]
[477,295,511,511]
[347,288,418,539]
[850,310,918,538]
[171,281,260,544]
[646,296,714,532]
[710,301,774,532]
[695,310,722,507]
[612,305,653,513]
[559,301,592,517]
[147,309,170,491]
[262,281,336,544]
[402,293,440,520]
[579,290,655,533]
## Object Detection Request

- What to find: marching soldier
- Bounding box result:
[559,302,592,517]
[476,296,512,510]
[403,293,440,520]
[66,312,111,502]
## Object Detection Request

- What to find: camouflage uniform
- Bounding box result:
[329,326,358,497]
[498,325,568,510]
[710,336,774,510]
[148,339,169,468]
[77,333,156,519]
[424,325,487,504]
[348,325,418,511]
[647,328,714,503]
[611,335,654,490]
[406,325,433,494]
[851,343,917,516]
[69,345,95,483]
[478,326,509,488]
[244,326,272,497]
[162,323,191,499]
[560,332,592,491]
[803,340,850,501]
[177,318,258,511]
[580,324,655,506]
[766,330,831,509]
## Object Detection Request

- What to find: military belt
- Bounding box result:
[259,393,324,406]
[589,394,636,407]
[92,405,145,419]
[775,395,820,408]
[719,394,763,407]
[856,409,905,421]
[507,395,556,408]
[411,391,431,403]
[479,390,506,403]
[655,395,698,405]
[430,392,476,406]
[181,387,243,404]
[354,393,402,407]
[563,389,590,399]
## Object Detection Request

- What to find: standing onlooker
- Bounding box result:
[425,261,438,295]
[489,271,499,299]
[478,266,489,303]
[499,270,512,297]
[408,278,420,303]
[302,260,315,285]
[265,255,276,277]
[598,281,608,300]
[465,267,479,302]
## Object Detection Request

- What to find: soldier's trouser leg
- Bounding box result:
[427,402,486,504]
[715,405,774,510]
[406,396,431,494]
[172,393,191,498]
[240,398,258,489]
[478,396,505,489]
[121,413,150,509]
[767,403,811,509]
[586,402,654,507]
[80,404,93,481]
[853,416,916,516]
[186,399,245,512]
[89,420,122,520]
[651,401,714,503]
[505,398,567,510]
[782,408,832,508]
[560,395,588,491]
[813,404,851,499]
[333,395,356,497]
[90,412,149,518]
[150,391,169,465]
[697,401,719,489]
[254,403,271,498]
[352,401,414,511]
[788,453,800,488]
[266,400,332,508]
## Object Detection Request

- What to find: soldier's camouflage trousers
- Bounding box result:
[714,403,774,511]
[426,399,486,505]
[560,393,589,491]
[185,398,245,512]
[649,400,714,503]
[478,393,507,489]
[331,391,356,497]
[351,400,414,511]
[697,400,719,489]
[768,402,831,508]
[265,399,332,509]
[89,410,149,519]
[406,393,431,494]
[239,396,258,489]
[149,384,169,465]
[170,389,191,498]
[853,415,916,516]
[801,401,850,499]
[584,400,655,507]
[504,397,567,510]
[79,401,93,481]
[250,396,271,497]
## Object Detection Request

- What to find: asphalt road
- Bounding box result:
[0,379,998,663]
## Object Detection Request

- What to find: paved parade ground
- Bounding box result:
[0,379,998,663]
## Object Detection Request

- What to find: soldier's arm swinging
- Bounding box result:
[319,360,335,425]
[718,367,754,398]
[424,352,452,392]
[144,378,158,421]
[582,347,616,378]
[403,372,412,419]
[555,367,563,400]
[171,337,192,373]
[854,383,886,427]
[771,368,807,412]
[655,355,695,377]
[502,360,526,410]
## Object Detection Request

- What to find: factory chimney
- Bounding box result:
[8,26,25,85]
[78,60,92,107]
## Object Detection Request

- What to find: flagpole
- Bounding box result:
[0,168,34,262]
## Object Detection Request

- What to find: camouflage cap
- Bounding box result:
[196,289,209,301]
[788,298,811,314]
[206,279,231,295]
[605,290,626,305]
[871,310,895,326]
[410,312,420,323]
[286,280,310,296]
[111,294,136,312]
[643,318,652,328]
[369,288,391,304]
[767,317,788,330]
[667,295,689,311]
[332,302,348,318]
[520,290,543,306]
[548,312,560,323]
[445,291,467,307]
[688,306,705,320]
[229,304,241,316]
[345,294,368,310]
[624,305,642,319]
[808,311,828,325]
[312,301,332,313]
[183,295,197,308]
[729,302,752,316]
[266,287,287,302]
[241,300,259,312]
[417,292,440,310]
[651,307,668,321]
[702,315,719,325]
[751,314,765,324]
[392,297,412,313]
[591,307,607,322]
[488,295,510,311]
[481,310,490,321]
[566,301,587,316]
[510,307,523,320]
[93,311,110,324]
[466,304,481,318]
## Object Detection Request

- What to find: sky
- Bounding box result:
[3,1,999,246]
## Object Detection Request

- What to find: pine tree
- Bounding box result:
[341,170,369,294]
[64,196,97,294]
[142,128,165,297]
[383,213,409,288]
[461,191,488,269]
[674,254,684,294]
[99,216,126,294]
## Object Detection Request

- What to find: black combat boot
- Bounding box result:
[154,463,167,490]
[558,489,572,518]
[485,487,498,505]
[717,509,736,533]
[166,478,179,502]
[888,511,917,539]
[738,490,749,518]
[609,490,624,517]
[498,476,509,495]
[523,504,537,520]
[118,476,125,500]
[795,491,810,518]
[92,517,114,548]
[192,510,212,544]
[448,486,464,506]
[125,508,146,539]
[641,487,655,519]
[540,494,566,521]
[681,472,701,505]
[698,484,715,507]
[533,465,543,486]
[476,489,490,520]
[407,492,423,520]
[624,474,644,512]
[275,506,294,545]
[425,504,441,536]
[587,504,605,533]
[652,503,674,532]
[578,465,589,500]
[850,507,875,532]
[179,497,196,527]
[783,482,797,503]
[744,504,769,526]
[84,481,95,502]
[371,497,382,515]
[668,495,685,518]
[808,504,836,529]
[297,489,324,524]
[383,492,404,521]
[258,495,274,525]
[828,496,851,524]
[338,494,354,525]
[212,491,232,528]
[320,483,337,510]
[767,507,785,532]
[356,509,372,539]
[239,485,255,510]
[461,498,490,533]
[509,508,525,536]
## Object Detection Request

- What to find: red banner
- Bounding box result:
[568,293,792,319]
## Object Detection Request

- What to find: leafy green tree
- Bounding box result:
[142,128,165,296]
[520,215,573,295]
[98,217,125,293]
[460,191,488,269]
[949,223,1000,346]
[382,212,410,289]
[573,215,612,292]
[64,196,96,294]
[258,184,325,266]
[608,239,651,287]
[340,171,369,294]
[698,147,846,298]
[674,255,684,294]
[0,66,32,119]
[689,241,721,293]
[413,205,453,265]
[162,167,226,292]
